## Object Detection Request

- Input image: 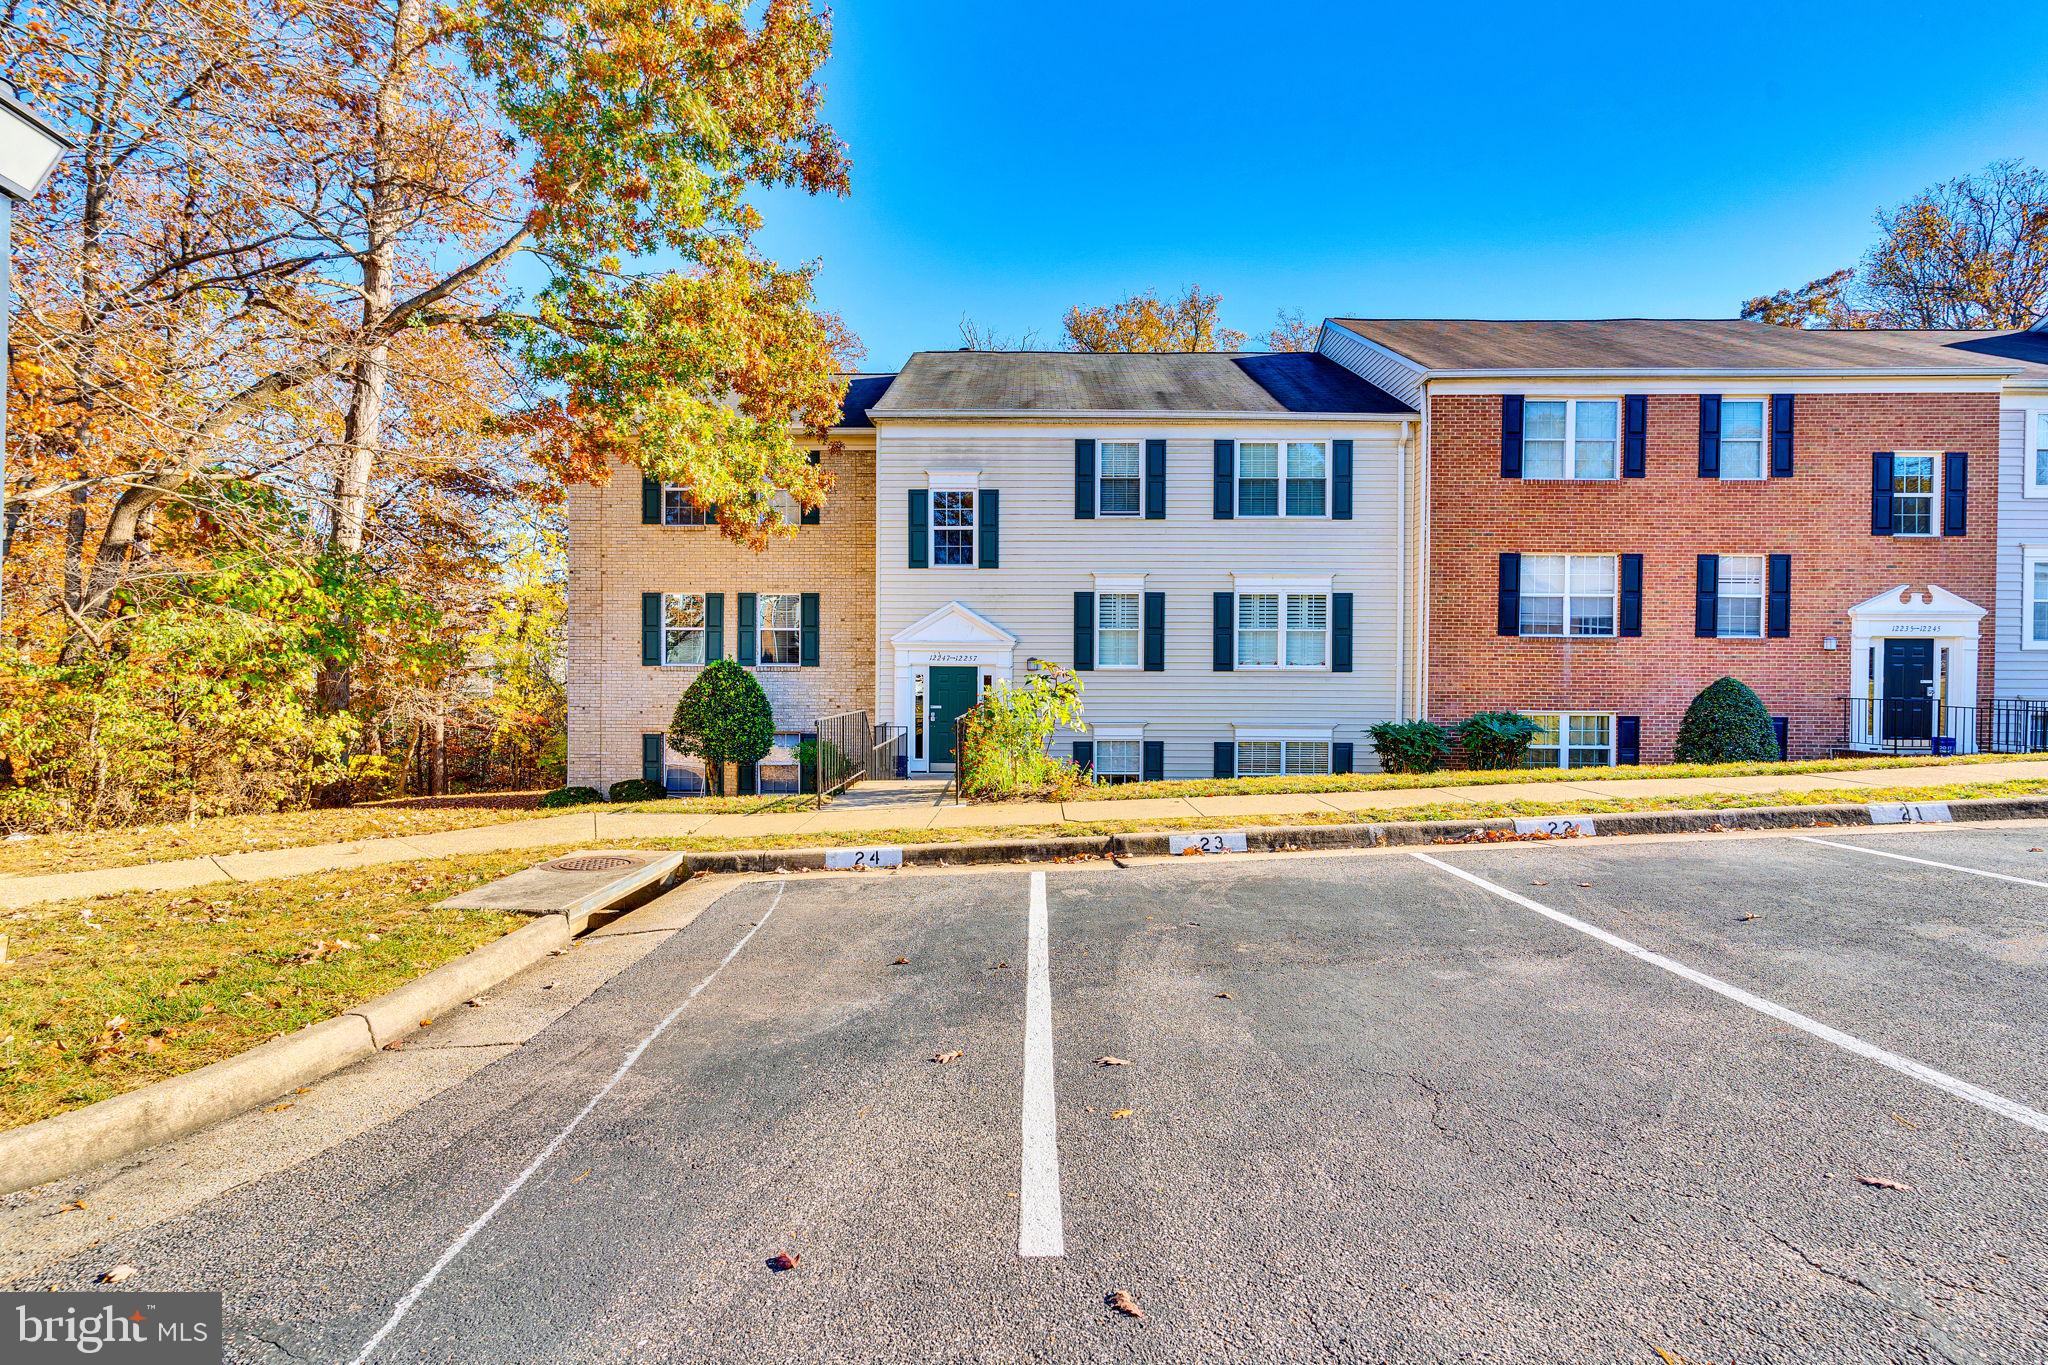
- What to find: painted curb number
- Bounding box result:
[1869,802,1954,825]
[1513,815,1597,838]
[1168,832,1249,855]
[825,846,904,870]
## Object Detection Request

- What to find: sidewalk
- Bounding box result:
[6,759,2048,910]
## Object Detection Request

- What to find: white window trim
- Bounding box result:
[926,469,979,491]
[1891,450,1942,538]
[1233,588,1331,671]
[2023,408,2048,500]
[660,591,707,667]
[1524,711,1618,770]
[1521,398,1621,482]
[929,486,977,569]
[1234,438,1331,518]
[658,484,714,526]
[2024,544,2048,651]
[1089,728,1145,782]
[1517,554,1619,639]
[1714,553,1766,641]
[1231,730,1335,778]
[1094,586,1144,671]
[1096,439,1144,518]
[1716,396,1770,482]
[755,731,804,794]
[755,591,802,668]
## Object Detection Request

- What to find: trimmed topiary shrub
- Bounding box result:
[1674,676,1780,764]
[1458,711,1540,769]
[1369,720,1452,774]
[540,785,603,809]
[607,778,664,804]
[669,659,775,796]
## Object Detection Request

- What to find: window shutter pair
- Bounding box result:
[1623,395,1647,478]
[1078,591,1166,670]
[1077,439,1169,518]
[642,734,664,787]
[1771,395,1795,477]
[801,451,822,525]
[1211,592,1234,670]
[800,592,820,667]
[1332,593,1354,672]
[1072,591,1095,671]
[1213,441,1235,518]
[1697,395,1721,478]
[1497,556,1639,636]
[1616,717,1640,766]
[641,592,724,664]
[737,593,758,666]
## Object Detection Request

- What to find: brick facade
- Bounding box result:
[1426,391,2001,761]
[564,440,877,792]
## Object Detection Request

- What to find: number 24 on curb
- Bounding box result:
[825,847,904,870]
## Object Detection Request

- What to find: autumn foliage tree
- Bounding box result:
[1061,285,1247,352]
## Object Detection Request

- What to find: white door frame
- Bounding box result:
[1846,584,1986,750]
[889,601,1018,773]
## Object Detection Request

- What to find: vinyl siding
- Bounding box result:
[1996,400,2048,699]
[874,420,1415,778]
[1317,325,1426,410]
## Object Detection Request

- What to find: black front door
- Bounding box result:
[1881,638,1935,742]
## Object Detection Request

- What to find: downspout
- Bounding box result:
[1416,380,1432,720]
[1394,419,1406,722]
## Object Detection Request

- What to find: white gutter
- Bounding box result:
[868,410,1420,423]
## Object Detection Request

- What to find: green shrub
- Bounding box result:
[1675,677,1780,764]
[607,778,665,803]
[958,666,1086,799]
[1369,720,1452,774]
[669,659,775,796]
[540,785,603,809]
[1459,711,1540,769]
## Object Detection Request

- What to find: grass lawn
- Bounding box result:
[0,853,536,1130]
[0,793,801,879]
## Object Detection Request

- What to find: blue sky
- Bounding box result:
[752,1,2048,367]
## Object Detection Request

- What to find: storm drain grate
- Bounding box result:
[545,855,641,874]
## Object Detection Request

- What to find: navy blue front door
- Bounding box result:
[1881,638,1934,741]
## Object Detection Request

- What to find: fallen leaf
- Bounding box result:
[1650,1347,1682,1365]
[267,1102,292,1113]
[1095,1056,1131,1067]
[1531,880,1548,887]
[60,1200,88,1213]
[571,1169,591,1184]
[1738,913,1759,922]
[767,1251,800,1272]
[1858,1175,1912,1192]
[1578,882,1592,888]
[1106,1289,1145,1319]
[1214,991,1233,1000]
[1109,1109,1135,1120]
[99,1264,136,1285]
[891,956,909,966]
[1889,1112,1920,1130]
[932,1049,964,1065]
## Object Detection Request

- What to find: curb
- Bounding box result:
[0,905,598,1198]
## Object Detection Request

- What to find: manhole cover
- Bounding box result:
[545,855,640,874]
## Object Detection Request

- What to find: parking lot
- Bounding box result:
[26,822,2048,1362]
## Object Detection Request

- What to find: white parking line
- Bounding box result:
[351,881,787,1364]
[1411,852,2048,1136]
[1019,870,1066,1258]
[1794,835,2048,890]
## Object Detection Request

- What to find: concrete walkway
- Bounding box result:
[5,759,2047,910]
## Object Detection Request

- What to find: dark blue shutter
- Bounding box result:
[1697,395,1721,478]
[642,593,662,665]
[1142,740,1164,782]
[979,489,1000,567]
[1332,742,1355,775]
[1213,440,1235,518]
[1871,453,1895,535]
[908,489,929,566]
[703,593,723,661]
[1073,591,1095,671]
[1615,716,1640,766]
[1501,396,1524,478]
[1332,592,1354,672]
[737,759,757,796]
[1212,592,1234,671]
[1145,439,1166,519]
[1143,590,1165,672]
[1618,554,1643,637]
[736,593,757,666]
[1770,395,1795,478]
[704,503,720,524]
[1072,740,1094,772]
[800,592,820,666]
[1767,555,1790,638]
[1771,716,1789,761]
[642,733,664,786]
[1623,395,1647,478]
[642,476,661,524]
[1695,555,1719,638]
[1497,553,1521,637]
[801,451,822,525]
[1332,440,1354,519]
[1074,440,1096,519]
[1943,452,1968,536]
[1213,741,1236,779]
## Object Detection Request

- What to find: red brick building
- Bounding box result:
[1319,320,2010,764]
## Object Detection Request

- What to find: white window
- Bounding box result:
[2027,412,2048,498]
[1237,441,1328,516]
[1235,737,1331,777]
[1099,441,1142,516]
[757,732,802,794]
[661,486,712,525]
[1236,590,1329,669]
[1093,737,1142,784]
[1518,555,1617,638]
[2027,548,2048,650]
[1526,713,1615,769]
[767,490,800,525]
[1715,554,1765,639]
[757,593,800,665]
[1719,400,1767,480]
[1098,591,1142,668]
[663,748,707,795]
[1893,453,1937,536]
[932,489,976,565]
[662,593,706,665]
[1522,400,1619,481]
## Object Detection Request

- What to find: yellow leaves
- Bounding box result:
[1062,285,1247,353]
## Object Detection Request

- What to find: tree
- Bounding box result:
[957,316,1041,351]
[669,659,774,795]
[1674,678,1780,765]
[1266,308,1317,352]
[1743,160,2048,329]
[1061,285,1247,352]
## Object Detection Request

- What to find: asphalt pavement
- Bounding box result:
[15,823,2048,1363]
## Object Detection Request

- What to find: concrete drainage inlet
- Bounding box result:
[544,855,642,874]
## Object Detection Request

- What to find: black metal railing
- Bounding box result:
[813,710,871,804]
[867,723,907,781]
[950,705,983,799]
[1841,696,2048,755]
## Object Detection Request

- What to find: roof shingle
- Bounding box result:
[870,350,1413,417]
